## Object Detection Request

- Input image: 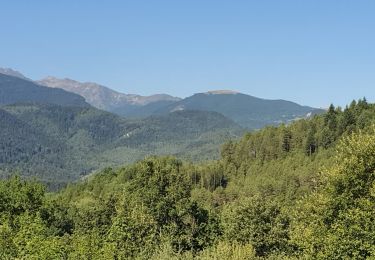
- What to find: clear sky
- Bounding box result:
[1,0,374,108]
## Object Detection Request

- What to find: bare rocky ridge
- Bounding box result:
[0,68,30,81]
[37,77,181,113]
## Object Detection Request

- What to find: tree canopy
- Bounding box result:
[1,98,375,259]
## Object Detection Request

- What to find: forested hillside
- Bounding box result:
[156,92,323,129]
[1,99,374,259]
[0,103,242,188]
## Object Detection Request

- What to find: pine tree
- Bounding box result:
[281,128,292,153]
[305,130,316,156]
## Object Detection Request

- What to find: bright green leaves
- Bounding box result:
[222,196,290,257]
[107,205,158,258]
[118,157,219,254]
[0,177,73,259]
[0,176,45,218]
[291,128,375,259]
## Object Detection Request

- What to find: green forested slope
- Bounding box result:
[0,103,243,188]
[156,92,323,129]
[1,99,374,259]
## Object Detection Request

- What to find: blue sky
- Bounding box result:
[1,0,374,107]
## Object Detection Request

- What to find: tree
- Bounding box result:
[305,130,316,156]
[11,213,67,259]
[222,196,290,257]
[291,129,375,259]
[0,176,45,218]
[325,104,337,130]
[281,127,292,153]
[107,204,158,258]
[337,106,356,134]
[116,157,219,253]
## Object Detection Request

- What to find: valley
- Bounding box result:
[1,2,374,258]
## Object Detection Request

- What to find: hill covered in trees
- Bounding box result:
[1,98,374,259]
[155,91,323,129]
[0,103,242,188]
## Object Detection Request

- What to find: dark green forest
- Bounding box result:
[155,92,322,129]
[1,99,375,259]
[0,103,242,189]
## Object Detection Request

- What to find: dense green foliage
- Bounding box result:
[0,103,242,189]
[1,99,375,259]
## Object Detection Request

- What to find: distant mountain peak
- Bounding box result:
[0,67,30,80]
[38,76,181,113]
[38,76,106,88]
[204,90,239,95]
[0,73,89,107]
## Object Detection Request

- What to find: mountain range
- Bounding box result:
[38,76,181,117]
[1,68,323,129]
[0,71,243,188]
[35,72,322,129]
[0,68,324,187]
